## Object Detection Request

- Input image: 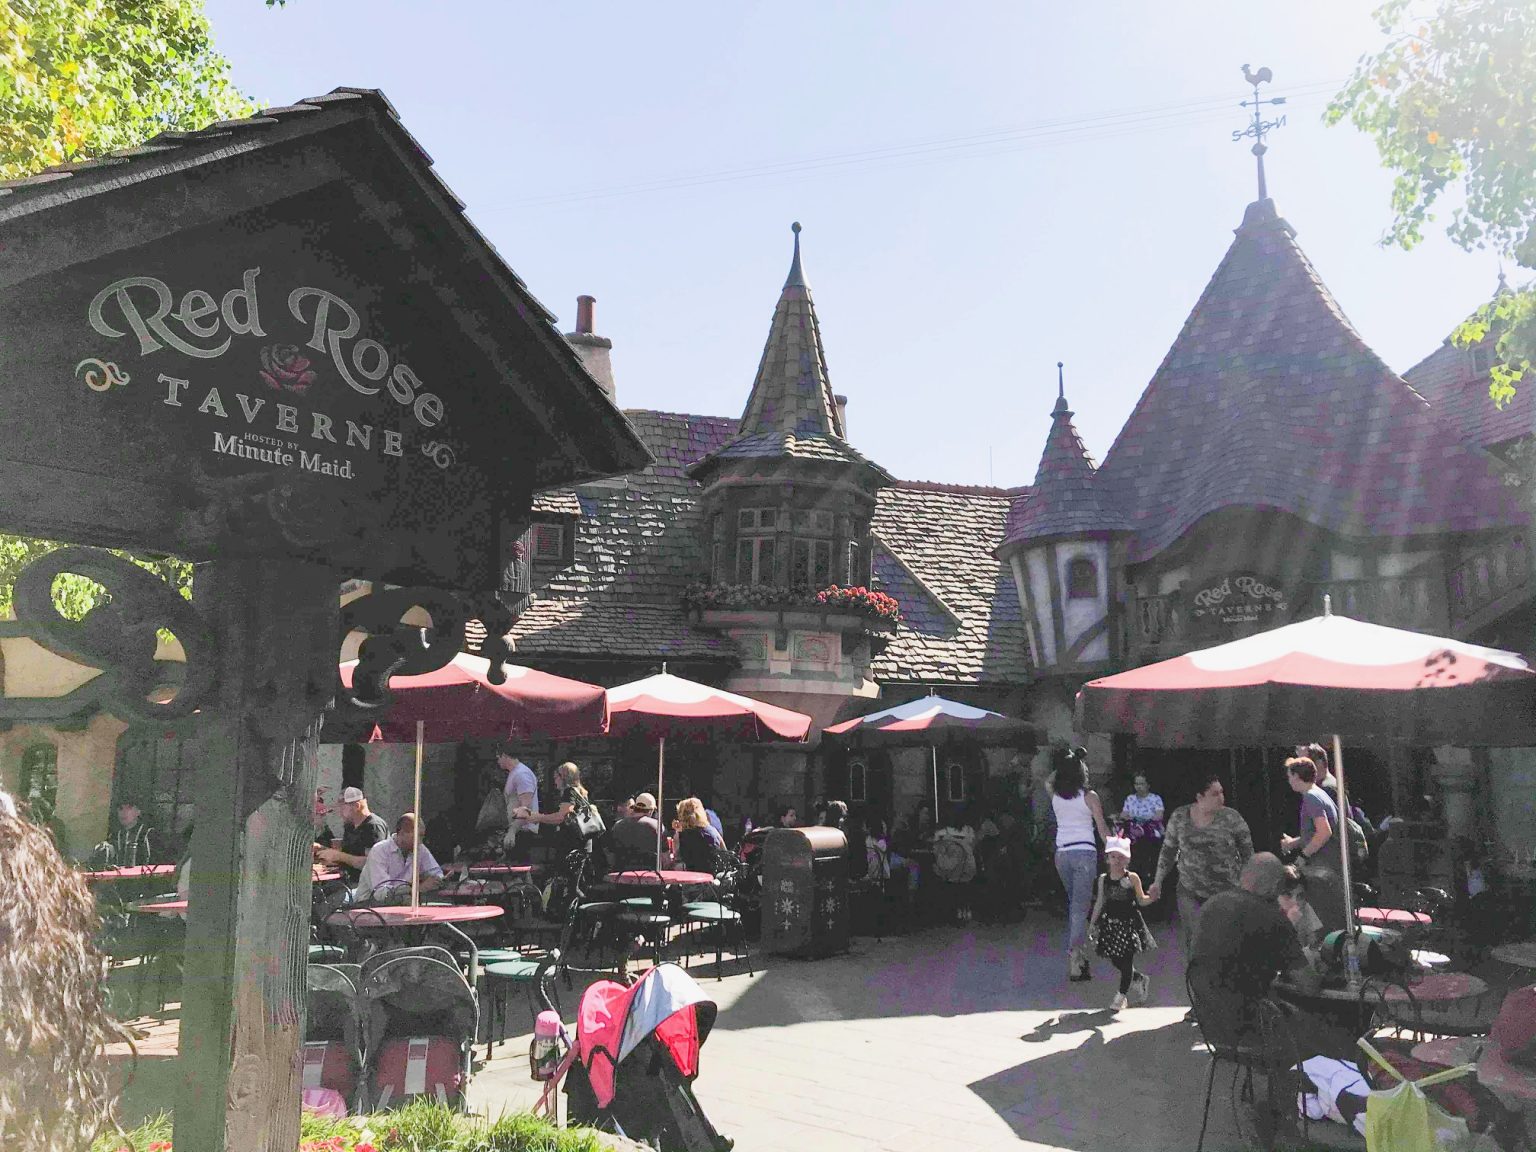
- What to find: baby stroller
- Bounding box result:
[558,961,733,1151]
[304,963,364,1115]
[358,946,478,1110]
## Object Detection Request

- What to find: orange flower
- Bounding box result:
[1427,130,1441,144]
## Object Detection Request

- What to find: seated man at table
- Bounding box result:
[354,813,445,904]
[1191,853,1317,1034]
[104,798,160,868]
[1192,853,1356,1061]
[317,787,390,885]
[609,792,662,870]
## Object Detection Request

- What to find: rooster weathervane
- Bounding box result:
[1235,65,1287,201]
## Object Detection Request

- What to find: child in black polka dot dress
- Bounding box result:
[1088,835,1157,1010]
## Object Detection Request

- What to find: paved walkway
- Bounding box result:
[468,914,1360,1152]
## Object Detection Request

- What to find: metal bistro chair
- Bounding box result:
[1186,965,1308,1152]
[682,847,754,981]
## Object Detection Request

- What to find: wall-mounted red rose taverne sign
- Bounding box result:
[1186,571,1290,636]
[0,88,650,592]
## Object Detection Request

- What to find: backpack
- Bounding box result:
[1345,817,1370,868]
[933,835,976,884]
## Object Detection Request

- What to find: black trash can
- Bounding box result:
[760,827,849,958]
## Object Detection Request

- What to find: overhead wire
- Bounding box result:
[481,79,1343,213]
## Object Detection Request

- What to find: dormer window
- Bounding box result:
[531,522,565,563]
[1469,345,1493,377]
[1066,556,1098,600]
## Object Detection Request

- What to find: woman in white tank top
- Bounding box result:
[1050,747,1110,981]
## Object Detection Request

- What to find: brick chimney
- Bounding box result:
[565,294,615,403]
[834,393,848,439]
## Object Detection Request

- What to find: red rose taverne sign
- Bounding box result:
[1186,571,1290,633]
[82,267,455,481]
[0,203,528,589]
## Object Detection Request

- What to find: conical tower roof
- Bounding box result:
[1000,365,1126,548]
[691,224,888,481]
[1096,198,1525,561]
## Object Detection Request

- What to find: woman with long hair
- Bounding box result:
[513,761,593,857]
[1050,746,1111,981]
[673,796,726,873]
[0,809,130,1151]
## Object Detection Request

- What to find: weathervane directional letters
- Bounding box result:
[1235,64,1286,200]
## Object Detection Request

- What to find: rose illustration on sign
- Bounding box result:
[258,344,317,393]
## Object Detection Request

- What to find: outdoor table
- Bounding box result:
[1383,971,1487,1003]
[325,904,504,986]
[312,867,342,883]
[131,899,187,915]
[606,870,715,886]
[464,863,538,878]
[82,864,179,882]
[1411,1036,1482,1068]
[1491,941,1536,970]
[1356,907,1433,929]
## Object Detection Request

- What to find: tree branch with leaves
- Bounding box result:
[1328,0,1536,413]
[0,0,257,612]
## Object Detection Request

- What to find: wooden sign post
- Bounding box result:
[0,90,650,1151]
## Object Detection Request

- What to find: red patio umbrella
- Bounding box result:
[339,653,609,742]
[339,653,608,906]
[605,670,812,869]
[823,694,1039,816]
[1076,599,1536,935]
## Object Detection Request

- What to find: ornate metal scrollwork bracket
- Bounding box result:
[333,585,467,725]
[330,584,521,730]
[11,546,213,721]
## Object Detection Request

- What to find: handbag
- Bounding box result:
[572,799,605,842]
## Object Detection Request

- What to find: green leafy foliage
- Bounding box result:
[0,536,192,621]
[1328,0,1536,407]
[0,0,254,180]
[93,1102,609,1152]
[0,1,245,612]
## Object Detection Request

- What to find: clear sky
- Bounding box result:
[204,0,1503,488]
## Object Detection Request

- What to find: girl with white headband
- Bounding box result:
[1088,834,1158,1010]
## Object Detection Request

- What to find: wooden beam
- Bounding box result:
[177,559,337,1151]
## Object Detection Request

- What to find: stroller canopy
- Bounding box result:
[577,963,718,1110]
[359,947,478,1055]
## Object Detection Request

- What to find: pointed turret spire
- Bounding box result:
[997,364,1123,550]
[734,221,844,441]
[785,220,806,288]
[1035,363,1096,488]
[688,223,891,485]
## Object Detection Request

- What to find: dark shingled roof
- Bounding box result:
[1095,198,1526,561]
[1001,372,1128,548]
[510,410,739,660]
[870,483,1031,684]
[513,410,1028,682]
[1405,324,1533,453]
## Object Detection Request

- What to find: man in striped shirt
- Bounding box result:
[108,799,158,867]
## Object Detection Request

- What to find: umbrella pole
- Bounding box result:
[656,735,666,872]
[1333,733,1354,936]
[930,743,939,819]
[412,720,424,909]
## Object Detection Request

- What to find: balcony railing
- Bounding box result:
[1449,531,1532,632]
[1300,573,1445,633]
